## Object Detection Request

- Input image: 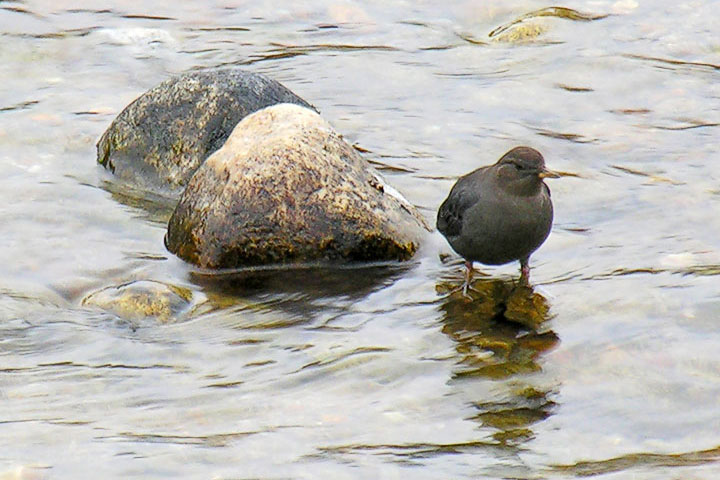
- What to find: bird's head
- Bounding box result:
[495,146,560,195]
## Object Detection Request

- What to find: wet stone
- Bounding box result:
[165,104,429,269]
[504,285,552,330]
[437,278,551,330]
[81,280,194,323]
[97,68,315,197]
[437,277,557,379]
[488,6,607,43]
[490,20,548,43]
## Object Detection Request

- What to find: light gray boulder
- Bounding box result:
[165,104,429,269]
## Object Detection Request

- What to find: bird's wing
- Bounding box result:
[436,176,481,238]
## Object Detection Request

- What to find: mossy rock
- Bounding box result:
[437,278,551,331]
[488,6,607,44]
[97,68,315,197]
[490,20,548,43]
[82,280,194,323]
[438,277,558,380]
[165,103,429,269]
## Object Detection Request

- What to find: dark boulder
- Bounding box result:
[97,68,315,196]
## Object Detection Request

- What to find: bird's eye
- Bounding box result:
[513,162,523,170]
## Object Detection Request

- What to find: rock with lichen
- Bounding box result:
[165,103,429,269]
[97,68,315,197]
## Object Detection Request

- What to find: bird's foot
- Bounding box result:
[443,280,478,299]
[461,280,479,299]
[440,260,483,299]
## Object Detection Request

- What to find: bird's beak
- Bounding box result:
[538,168,561,179]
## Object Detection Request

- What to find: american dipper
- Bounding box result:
[436,146,559,294]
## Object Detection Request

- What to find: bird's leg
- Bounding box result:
[519,257,530,286]
[462,260,474,298]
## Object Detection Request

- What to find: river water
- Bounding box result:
[2,1,720,479]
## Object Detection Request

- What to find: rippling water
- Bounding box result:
[2,1,720,478]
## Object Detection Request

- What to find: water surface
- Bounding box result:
[2,1,720,478]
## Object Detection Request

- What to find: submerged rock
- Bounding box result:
[82,280,194,323]
[166,103,428,269]
[97,68,315,196]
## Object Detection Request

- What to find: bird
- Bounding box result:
[436,146,559,295]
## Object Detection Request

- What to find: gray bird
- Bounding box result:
[437,146,559,294]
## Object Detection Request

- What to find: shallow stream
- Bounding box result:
[2,1,720,478]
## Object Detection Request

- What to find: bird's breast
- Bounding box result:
[452,189,553,265]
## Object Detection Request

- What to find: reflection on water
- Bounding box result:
[438,277,558,448]
[190,261,410,309]
[551,444,720,477]
[100,179,177,225]
[190,262,409,297]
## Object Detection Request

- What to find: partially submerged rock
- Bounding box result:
[166,103,428,269]
[82,280,194,323]
[488,6,607,43]
[97,68,315,196]
[438,278,557,379]
[437,278,551,331]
